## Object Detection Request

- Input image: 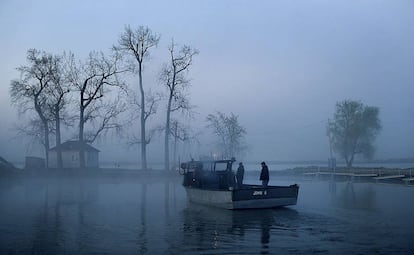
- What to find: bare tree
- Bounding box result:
[13,118,47,155]
[126,91,162,148]
[159,40,198,170]
[116,25,160,170]
[169,119,191,170]
[10,49,59,167]
[65,51,126,168]
[45,55,71,169]
[82,96,126,143]
[206,111,247,160]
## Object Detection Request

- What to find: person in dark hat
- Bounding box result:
[236,162,245,188]
[260,161,269,187]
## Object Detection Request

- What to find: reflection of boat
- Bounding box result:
[181,159,299,209]
[174,203,300,254]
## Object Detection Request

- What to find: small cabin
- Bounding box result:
[48,141,99,169]
[25,156,45,169]
[181,159,236,189]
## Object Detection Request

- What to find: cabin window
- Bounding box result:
[215,162,228,171]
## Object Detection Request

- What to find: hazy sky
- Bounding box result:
[1,0,413,164]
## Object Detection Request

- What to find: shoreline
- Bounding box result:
[1,165,413,184]
[3,165,414,175]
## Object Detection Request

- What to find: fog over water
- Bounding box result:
[1,175,413,254]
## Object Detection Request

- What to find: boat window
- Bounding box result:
[215,162,228,172]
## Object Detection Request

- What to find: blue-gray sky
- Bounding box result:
[1,0,414,164]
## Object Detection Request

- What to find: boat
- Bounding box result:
[180,159,299,210]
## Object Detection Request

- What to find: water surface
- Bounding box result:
[0,175,413,254]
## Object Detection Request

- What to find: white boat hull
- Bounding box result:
[185,184,299,210]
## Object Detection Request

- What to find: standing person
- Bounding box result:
[260,161,269,187]
[236,162,245,188]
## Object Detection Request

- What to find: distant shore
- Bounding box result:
[2,164,413,178]
[2,154,414,185]
[2,165,414,186]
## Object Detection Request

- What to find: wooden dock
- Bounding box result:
[352,173,378,177]
[402,177,414,184]
[298,165,414,185]
[303,172,353,176]
[373,174,405,180]
[303,172,376,177]
[302,169,413,185]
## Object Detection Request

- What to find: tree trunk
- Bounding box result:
[173,122,178,171]
[164,95,173,171]
[55,105,63,169]
[348,153,355,169]
[43,121,50,169]
[34,97,49,169]
[138,63,147,170]
[79,103,85,169]
[345,153,354,169]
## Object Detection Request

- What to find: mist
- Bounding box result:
[1,0,414,165]
[1,1,414,254]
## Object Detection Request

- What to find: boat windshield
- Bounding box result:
[181,160,233,173]
[215,162,230,172]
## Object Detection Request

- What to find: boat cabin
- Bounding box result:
[181,159,236,190]
[181,159,300,209]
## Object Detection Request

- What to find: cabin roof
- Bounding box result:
[49,141,100,152]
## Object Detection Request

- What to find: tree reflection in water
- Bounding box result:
[2,177,413,254]
[328,180,377,210]
[19,179,100,254]
[30,185,65,255]
[139,183,148,255]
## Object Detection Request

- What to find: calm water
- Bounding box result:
[1,174,413,254]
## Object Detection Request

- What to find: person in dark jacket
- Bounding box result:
[236,162,245,188]
[260,161,269,187]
